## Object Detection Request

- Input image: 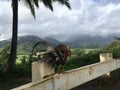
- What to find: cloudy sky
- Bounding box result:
[0,0,120,41]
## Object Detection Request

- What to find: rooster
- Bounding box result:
[32,41,72,73]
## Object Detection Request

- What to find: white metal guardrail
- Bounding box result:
[12,53,120,90]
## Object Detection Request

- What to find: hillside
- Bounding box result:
[17,35,45,54]
[44,37,61,46]
[0,35,45,54]
[0,35,63,54]
[65,35,115,48]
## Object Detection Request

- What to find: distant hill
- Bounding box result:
[0,35,116,54]
[0,35,62,54]
[0,39,11,48]
[44,37,61,46]
[64,35,115,48]
[0,35,45,54]
[17,35,45,54]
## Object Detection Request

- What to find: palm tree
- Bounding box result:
[4,0,71,73]
[3,0,39,74]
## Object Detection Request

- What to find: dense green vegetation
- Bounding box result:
[102,40,120,58]
[0,46,10,71]
[65,49,100,70]
[66,39,120,70]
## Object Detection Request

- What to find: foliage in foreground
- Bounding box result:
[0,46,10,71]
[65,49,100,70]
[0,46,31,78]
[102,40,120,58]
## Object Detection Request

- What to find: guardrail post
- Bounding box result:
[32,61,55,82]
[100,53,113,76]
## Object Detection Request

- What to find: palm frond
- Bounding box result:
[64,0,71,9]
[40,0,53,11]
[13,0,71,18]
[20,0,39,18]
[33,0,39,8]
[25,0,35,17]
[40,0,71,11]
[54,0,71,9]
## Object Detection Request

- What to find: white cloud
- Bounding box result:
[0,0,120,41]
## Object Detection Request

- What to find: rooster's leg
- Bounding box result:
[62,65,65,72]
[56,66,60,74]
[57,65,65,74]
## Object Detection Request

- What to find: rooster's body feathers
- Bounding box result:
[32,41,71,70]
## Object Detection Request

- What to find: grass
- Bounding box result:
[72,48,100,53]
[84,48,100,53]
[16,55,29,64]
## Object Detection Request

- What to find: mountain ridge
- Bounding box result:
[0,35,116,54]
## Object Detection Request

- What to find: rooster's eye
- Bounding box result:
[61,50,67,54]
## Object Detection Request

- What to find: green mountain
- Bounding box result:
[0,35,45,54]
[0,35,63,54]
[17,35,45,54]
[0,35,116,54]
[64,35,115,48]
[44,37,61,46]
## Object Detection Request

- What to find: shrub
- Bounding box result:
[65,49,100,70]
[11,55,31,77]
[101,40,120,58]
[0,46,10,71]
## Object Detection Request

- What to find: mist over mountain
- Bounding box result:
[49,34,117,48]
[67,35,114,43]
[64,34,115,48]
